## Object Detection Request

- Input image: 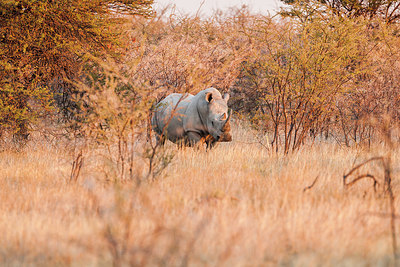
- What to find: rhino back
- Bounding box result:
[152,93,193,142]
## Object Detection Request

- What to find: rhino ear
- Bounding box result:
[223,93,230,102]
[205,92,213,103]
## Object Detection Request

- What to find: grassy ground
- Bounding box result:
[0,124,399,266]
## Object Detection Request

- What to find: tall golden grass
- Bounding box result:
[0,121,398,266]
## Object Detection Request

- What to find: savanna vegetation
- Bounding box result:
[2,0,400,265]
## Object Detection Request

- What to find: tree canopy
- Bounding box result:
[0,0,153,137]
[281,0,400,23]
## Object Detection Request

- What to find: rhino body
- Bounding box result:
[151,88,232,148]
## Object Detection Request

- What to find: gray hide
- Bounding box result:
[151,87,231,147]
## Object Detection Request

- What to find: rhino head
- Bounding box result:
[203,91,232,141]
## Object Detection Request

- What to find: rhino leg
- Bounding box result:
[206,141,218,150]
[184,131,202,147]
[204,135,217,150]
[175,138,186,149]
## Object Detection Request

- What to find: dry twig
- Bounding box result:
[70,150,84,182]
[303,175,320,192]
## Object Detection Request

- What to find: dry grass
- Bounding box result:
[0,123,399,266]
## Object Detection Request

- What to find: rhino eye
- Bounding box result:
[220,113,227,120]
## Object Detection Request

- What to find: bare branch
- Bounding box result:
[344,174,379,192]
[343,156,384,182]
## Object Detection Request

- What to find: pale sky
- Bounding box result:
[153,0,284,16]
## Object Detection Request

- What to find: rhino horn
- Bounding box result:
[222,109,232,132]
[225,109,232,123]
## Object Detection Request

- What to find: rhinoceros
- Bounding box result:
[151,87,232,149]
